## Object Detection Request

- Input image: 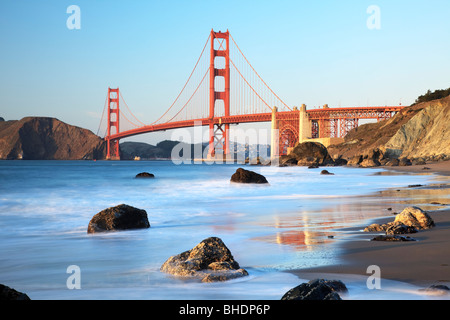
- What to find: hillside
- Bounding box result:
[327,95,450,162]
[0,117,106,160]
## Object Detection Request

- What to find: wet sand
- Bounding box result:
[290,160,450,289]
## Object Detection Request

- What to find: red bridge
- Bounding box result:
[99,30,403,160]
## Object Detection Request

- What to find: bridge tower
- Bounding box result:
[106,87,120,160]
[208,29,230,159]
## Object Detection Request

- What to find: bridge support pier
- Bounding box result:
[270,107,279,162]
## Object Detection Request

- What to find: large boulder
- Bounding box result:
[364,206,434,234]
[230,168,268,184]
[160,237,248,282]
[394,206,435,230]
[0,284,30,300]
[283,142,334,167]
[281,279,348,300]
[87,204,150,233]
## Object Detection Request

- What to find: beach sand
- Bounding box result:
[290,160,450,291]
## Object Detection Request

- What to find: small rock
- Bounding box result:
[320,170,334,175]
[230,168,268,184]
[87,204,150,233]
[135,172,155,178]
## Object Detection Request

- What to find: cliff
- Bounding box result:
[0,117,106,160]
[327,95,450,162]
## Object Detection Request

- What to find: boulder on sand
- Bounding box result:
[363,206,434,235]
[87,204,150,233]
[160,237,248,282]
[230,168,268,184]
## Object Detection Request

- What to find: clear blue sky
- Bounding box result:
[1,0,449,144]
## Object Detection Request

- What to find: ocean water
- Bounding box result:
[0,160,442,300]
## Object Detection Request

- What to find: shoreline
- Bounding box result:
[289,160,450,291]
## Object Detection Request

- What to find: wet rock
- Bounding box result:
[371,235,416,241]
[135,172,155,178]
[87,204,150,233]
[230,168,268,184]
[320,170,334,175]
[0,284,30,300]
[160,237,248,282]
[419,285,450,295]
[281,279,348,300]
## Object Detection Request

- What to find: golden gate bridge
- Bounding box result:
[97,29,403,160]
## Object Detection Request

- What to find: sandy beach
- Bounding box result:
[290,160,450,291]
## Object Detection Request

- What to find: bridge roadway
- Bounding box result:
[106,106,403,141]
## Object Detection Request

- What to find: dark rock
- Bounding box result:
[284,142,334,167]
[160,237,248,282]
[0,284,30,300]
[371,235,416,241]
[419,285,450,295]
[308,164,319,169]
[281,279,348,300]
[230,168,268,184]
[87,204,150,233]
[385,158,400,166]
[135,172,155,178]
[320,170,334,175]
[399,157,412,166]
[385,223,418,235]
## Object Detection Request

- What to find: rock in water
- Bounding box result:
[135,172,155,178]
[160,237,248,282]
[281,279,348,300]
[320,169,334,175]
[230,168,268,184]
[87,204,150,233]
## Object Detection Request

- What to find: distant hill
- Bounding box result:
[120,140,208,160]
[0,117,106,160]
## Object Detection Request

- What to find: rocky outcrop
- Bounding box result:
[0,284,30,300]
[160,237,248,282]
[135,172,155,178]
[328,95,450,165]
[87,204,150,233]
[230,168,268,184]
[281,141,334,167]
[364,206,434,235]
[281,279,348,300]
[0,117,106,160]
